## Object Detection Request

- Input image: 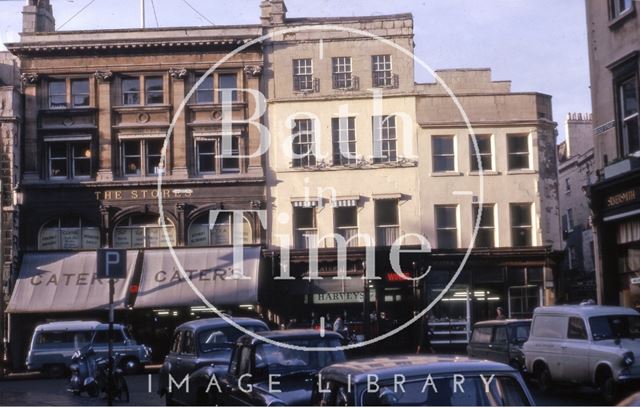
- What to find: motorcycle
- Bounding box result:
[68,345,129,402]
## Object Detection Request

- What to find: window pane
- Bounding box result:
[221,136,240,172]
[373,116,397,163]
[145,76,164,105]
[197,140,216,173]
[72,142,91,177]
[196,75,214,104]
[436,206,457,249]
[436,206,456,228]
[122,78,140,105]
[507,135,530,170]
[146,139,164,175]
[49,143,68,177]
[123,141,141,175]
[332,117,357,165]
[470,135,493,171]
[375,200,398,226]
[293,59,313,92]
[218,74,238,102]
[292,119,316,167]
[334,207,357,228]
[49,80,66,109]
[71,79,89,107]
[294,207,315,229]
[511,204,532,247]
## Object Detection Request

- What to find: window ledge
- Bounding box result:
[430,171,463,177]
[506,169,537,175]
[609,7,636,30]
[467,170,500,176]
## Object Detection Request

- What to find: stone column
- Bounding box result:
[95,70,114,181]
[170,68,189,178]
[21,73,39,182]
[244,65,264,176]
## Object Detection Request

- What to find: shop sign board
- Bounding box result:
[313,291,376,304]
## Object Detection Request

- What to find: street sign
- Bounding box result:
[97,249,127,279]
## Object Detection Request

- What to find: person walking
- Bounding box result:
[496,306,506,320]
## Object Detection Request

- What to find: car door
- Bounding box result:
[173,329,197,405]
[220,344,254,406]
[488,326,510,364]
[560,316,590,384]
[468,326,493,359]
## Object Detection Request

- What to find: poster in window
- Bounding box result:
[113,229,132,248]
[82,227,101,249]
[212,224,231,245]
[132,228,145,248]
[189,224,208,246]
[61,229,82,250]
[39,228,60,250]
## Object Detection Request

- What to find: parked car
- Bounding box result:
[310,355,535,406]
[26,320,151,377]
[523,305,640,403]
[467,319,531,371]
[158,317,269,406]
[216,329,346,406]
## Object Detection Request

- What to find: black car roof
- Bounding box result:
[238,329,342,345]
[320,355,517,384]
[473,319,532,328]
[175,317,268,333]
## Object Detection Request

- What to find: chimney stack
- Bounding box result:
[260,0,287,26]
[23,0,55,33]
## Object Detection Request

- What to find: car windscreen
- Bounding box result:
[589,314,640,341]
[255,338,345,377]
[198,324,267,353]
[34,330,92,349]
[361,375,530,406]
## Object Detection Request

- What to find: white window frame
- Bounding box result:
[332,56,353,89]
[372,55,393,87]
[293,59,314,92]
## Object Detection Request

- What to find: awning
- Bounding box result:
[133,247,260,309]
[7,251,139,313]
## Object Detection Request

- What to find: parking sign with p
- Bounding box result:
[97,249,127,279]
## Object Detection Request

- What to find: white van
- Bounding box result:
[26,321,151,377]
[523,305,640,403]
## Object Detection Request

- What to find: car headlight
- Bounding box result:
[622,351,635,367]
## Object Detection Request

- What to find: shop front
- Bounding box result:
[6,246,263,369]
[590,169,640,309]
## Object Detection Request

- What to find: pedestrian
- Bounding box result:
[416,313,435,354]
[333,315,348,340]
[496,306,506,320]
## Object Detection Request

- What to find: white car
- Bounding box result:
[523,305,640,403]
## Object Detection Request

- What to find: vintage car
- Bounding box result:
[215,329,346,406]
[467,319,531,371]
[158,317,269,406]
[523,305,640,403]
[26,320,151,377]
[311,355,535,406]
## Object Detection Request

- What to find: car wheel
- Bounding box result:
[600,374,619,404]
[120,357,142,375]
[535,364,553,394]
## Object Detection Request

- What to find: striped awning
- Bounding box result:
[292,198,322,208]
[332,196,359,207]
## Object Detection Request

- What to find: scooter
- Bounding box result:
[68,345,129,402]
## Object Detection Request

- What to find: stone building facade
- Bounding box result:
[557,113,596,303]
[0,52,21,368]
[585,0,640,308]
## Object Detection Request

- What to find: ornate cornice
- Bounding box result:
[94,70,113,82]
[20,73,39,85]
[244,65,263,78]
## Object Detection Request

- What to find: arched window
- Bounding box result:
[188,212,253,247]
[38,217,100,251]
[113,214,176,248]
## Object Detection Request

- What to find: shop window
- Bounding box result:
[332,57,353,89]
[616,74,639,157]
[432,135,456,172]
[121,139,165,176]
[188,212,253,247]
[113,214,176,248]
[46,140,92,180]
[375,199,399,246]
[510,203,533,247]
[38,216,100,251]
[472,204,495,248]
[372,55,393,87]
[372,115,397,163]
[507,134,531,170]
[293,58,314,92]
[334,206,358,246]
[332,117,357,165]
[610,0,634,19]
[436,205,458,249]
[470,134,493,171]
[218,74,238,103]
[194,136,240,174]
[293,207,317,249]
[509,285,539,319]
[291,119,316,168]
[121,75,164,106]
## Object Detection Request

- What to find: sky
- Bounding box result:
[0,0,591,141]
